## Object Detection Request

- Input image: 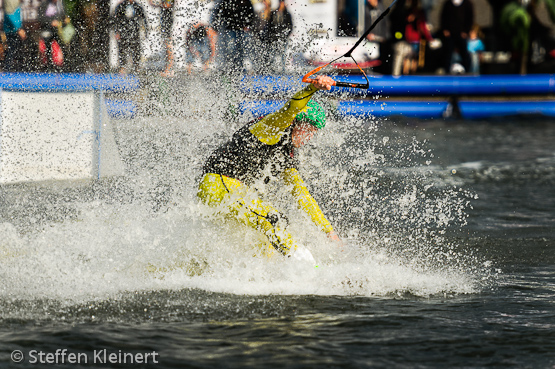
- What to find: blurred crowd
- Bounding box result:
[344,0,555,74]
[0,0,293,74]
[1,0,111,73]
[0,0,554,75]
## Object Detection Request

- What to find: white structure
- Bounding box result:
[286,0,380,66]
[0,90,125,184]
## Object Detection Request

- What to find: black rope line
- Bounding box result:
[219,174,289,255]
[290,89,318,101]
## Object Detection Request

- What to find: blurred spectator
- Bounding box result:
[390,0,434,75]
[338,0,358,36]
[500,0,555,73]
[421,0,437,19]
[185,22,216,73]
[252,0,271,73]
[528,0,555,64]
[467,24,485,73]
[149,0,175,76]
[257,0,272,30]
[2,0,27,72]
[212,0,256,74]
[365,0,389,42]
[500,1,530,73]
[67,0,109,72]
[440,0,474,74]
[403,0,434,74]
[390,0,412,75]
[263,0,293,73]
[113,0,148,74]
[38,0,66,71]
[365,0,391,70]
[57,16,76,71]
[97,0,112,72]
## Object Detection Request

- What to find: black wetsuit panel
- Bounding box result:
[203,120,298,185]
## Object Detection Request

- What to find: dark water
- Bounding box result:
[1,114,554,368]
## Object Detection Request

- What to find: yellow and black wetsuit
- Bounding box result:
[197,84,333,256]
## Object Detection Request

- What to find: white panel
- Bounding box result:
[97,93,126,178]
[0,91,124,184]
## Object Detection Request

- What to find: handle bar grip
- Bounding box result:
[334,81,370,89]
[303,76,369,90]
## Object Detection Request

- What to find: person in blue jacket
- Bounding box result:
[3,0,27,71]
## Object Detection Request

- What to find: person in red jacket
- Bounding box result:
[403,0,434,74]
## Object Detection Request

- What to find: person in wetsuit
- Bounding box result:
[197,76,340,258]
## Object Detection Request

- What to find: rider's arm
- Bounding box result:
[249,84,319,145]
[282,168,334,234]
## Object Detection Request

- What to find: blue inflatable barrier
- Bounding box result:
[0,73,140,92]
[338,75,555,96]
[105,99,137,119]
[239,100,285,117]
[241,74,555,96]
[240,75,555,119]
[459,101,555,119]
[339,100,451,119]
[240,75,300,95]
[240,100,451,120]
[240,99,555,120]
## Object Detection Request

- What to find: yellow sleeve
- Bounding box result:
[249,84,319,145]
[283,168,334,234]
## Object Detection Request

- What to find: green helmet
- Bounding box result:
[296,99,326,129]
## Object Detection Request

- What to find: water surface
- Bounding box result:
[0,84,554,368]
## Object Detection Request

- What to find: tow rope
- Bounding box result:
[302,0,398,89]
